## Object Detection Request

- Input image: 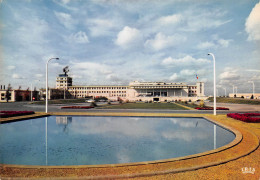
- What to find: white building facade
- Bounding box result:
[56,75,206,102]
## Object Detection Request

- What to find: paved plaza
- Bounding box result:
[0,101,259,114]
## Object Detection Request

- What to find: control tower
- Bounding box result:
[56,66,72,90]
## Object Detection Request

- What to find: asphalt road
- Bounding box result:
[1,101,259,114]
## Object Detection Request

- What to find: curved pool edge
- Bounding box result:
[0,112,259,179]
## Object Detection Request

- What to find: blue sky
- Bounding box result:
[0,0,259,96]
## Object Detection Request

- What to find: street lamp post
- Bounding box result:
[223,87,226,97]
[31,83,33,101]
[46,57,59,113]
[208,53,216,115]
[248,81,255,98]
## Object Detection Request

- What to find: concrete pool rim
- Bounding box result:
[0,112,259,179]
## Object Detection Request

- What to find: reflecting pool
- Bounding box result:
[0,116,235,166]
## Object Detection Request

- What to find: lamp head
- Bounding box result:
[56,58,59,60]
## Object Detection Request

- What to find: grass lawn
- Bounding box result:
[97,102,189,110]
[208,97,260,105]
[30,99,86,105]
[175,101,198,108]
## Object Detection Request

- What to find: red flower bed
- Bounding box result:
[61,106,94,109]
[227,113,260,123]
[195,107,229,110]
[0,111,35,118]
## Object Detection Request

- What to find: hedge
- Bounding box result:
[227,113,260,123]
[0,111,35,118]
[61,106,94,109]
[195,107,229,110]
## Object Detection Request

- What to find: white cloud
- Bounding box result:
[161,55,210,67]
[70,117,156,137]
[245,69,260,72]
[7,66,16,70]
[157,14,183,25]
[69,31,89,44]
[169,73,179,81]
[72,62,112,79]
[61,0,70,4]
[182,9,232,32]
[217,39,231,47]
[88,18,118,37]
[12,74,25,79]
[245,2,260,41]
[197,39,231,50]
[180,69,196,76]
[54,11,74,29]
[162,130,207,142]
[106,74,120,82]
[35,74,43,78]
[197,41,215,50]
[15,16,49,47]
[145,32,186,51]
[71,74,83,79]
[219,68,240,80]
[219,72,240,80]
[115,26,143,48]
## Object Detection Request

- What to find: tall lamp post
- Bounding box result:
[208,53,216,115]
[31,83,33,101]
[46,57,59,113]
[223,87,226,97]
[248,81,255,98]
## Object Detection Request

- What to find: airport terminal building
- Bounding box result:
[56,73,206,102]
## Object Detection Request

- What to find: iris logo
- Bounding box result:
[241,167,255,174]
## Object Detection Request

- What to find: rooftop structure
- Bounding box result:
[56,66,72,90]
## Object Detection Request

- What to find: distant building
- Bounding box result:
[229,93,260,99]
[56,73,72,90]
[39,88,72,100]
[0,85,39,102]
[56,73,206,101]
[38,70,73,100]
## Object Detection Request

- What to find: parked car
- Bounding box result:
[85,99,94,103]
[98,99,107,102]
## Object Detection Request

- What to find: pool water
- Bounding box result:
[0,116,235,166]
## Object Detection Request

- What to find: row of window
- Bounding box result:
[76,94,126,97]
[133,86,189,89]
[188,86,197,89]
[73,90,125,94]
[70,87,127,90]
[189,90,197,93]
[57,77,71,80]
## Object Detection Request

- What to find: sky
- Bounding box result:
[0,0,260,96]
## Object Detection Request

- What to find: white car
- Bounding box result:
[86,99,94,103]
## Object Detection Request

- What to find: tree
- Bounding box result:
[5,84,12,102]
[251,95,254,99]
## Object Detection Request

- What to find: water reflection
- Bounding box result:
[56,116,72,133]
[0,116,234,166]
[214,125,216,149]
[45,117,48,165]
